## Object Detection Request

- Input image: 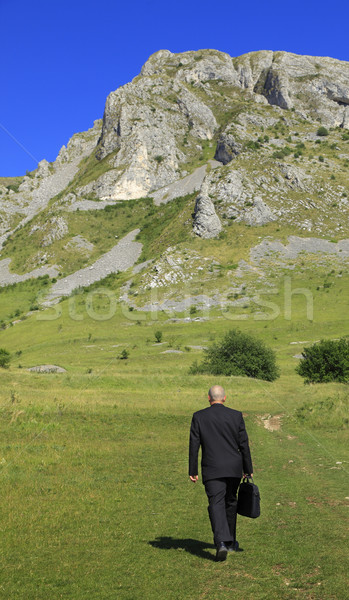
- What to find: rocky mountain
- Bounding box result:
[0,49,348,312]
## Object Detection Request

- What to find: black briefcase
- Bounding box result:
[237,476,261,519]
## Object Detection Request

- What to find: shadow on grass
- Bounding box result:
[149,537,217,561]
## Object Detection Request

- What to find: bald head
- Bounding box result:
[208,385,226,403]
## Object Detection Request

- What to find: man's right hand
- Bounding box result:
[189,475,198,483]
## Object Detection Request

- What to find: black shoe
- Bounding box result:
[216,542,228,561]
[227,540,239,552]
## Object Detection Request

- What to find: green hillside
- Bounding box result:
[0,49,348,599]
[0,268,348,599]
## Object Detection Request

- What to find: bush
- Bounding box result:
[245,140,261,151]
[317,126,329,137]
[189,329,280,381]
[154,331,163,343]
[119,349,129,360]
[296,338,349,383]
[272,146,292,159]
[6,183,20,193]
[0,348,11,368]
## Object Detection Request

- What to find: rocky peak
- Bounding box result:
[1,48,349,260]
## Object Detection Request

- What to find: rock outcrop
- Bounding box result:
[41,216,68,247]
[193,182,222,239]
[1,48,349,291]
[78,49,349,203]
[0,120,102,249]
[214,133,242,165]
[240,197,276,226]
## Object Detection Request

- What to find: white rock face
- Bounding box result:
[193,182,222,238]
[142,246,211,289]
[342,106,349,129]
[152,164,207,205]
[92,49,349,204]
[240,197,276,226]
[0,120,102,249]
[176,88,217,139]
[278,164,312,191]
[214,133,242,165]
[1,48,349,262]
[235,51,349,127]
[42,216,68,247]
[92,69,219,200]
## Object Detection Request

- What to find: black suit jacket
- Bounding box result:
[189,403,253,482]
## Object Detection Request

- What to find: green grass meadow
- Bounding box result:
[0,276,348,599]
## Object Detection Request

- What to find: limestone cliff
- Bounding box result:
[0,48,348,286]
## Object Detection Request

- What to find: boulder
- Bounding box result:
[193,186,222,239]
[240,197,276,226]
[214,133,242,165]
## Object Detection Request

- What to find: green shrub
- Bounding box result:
[6,183,20,193]
[272,146,292,159]
[296,338,349,383]
[317,126,329,137]
[245,140,261,151]
[189,329,280,381]
[119,349,129,360]
[154,330,163,343]
[0,348,11,368]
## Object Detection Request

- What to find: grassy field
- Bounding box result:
[0,273,348,600]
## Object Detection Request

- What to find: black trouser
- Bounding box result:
[204,477,240,546]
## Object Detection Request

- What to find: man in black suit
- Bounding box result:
[189,385,253,561]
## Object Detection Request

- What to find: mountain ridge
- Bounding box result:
[0,48,348,312]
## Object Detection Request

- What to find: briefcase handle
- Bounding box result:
[241,475,255,486]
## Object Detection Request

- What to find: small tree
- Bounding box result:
[154,331,163,343]
[296,338,349,383]
[0,348,11,368]
[317,126,329,137]
[190,329,279,381]
[119,349,129,360]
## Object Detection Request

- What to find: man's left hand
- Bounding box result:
[189,475,198,483]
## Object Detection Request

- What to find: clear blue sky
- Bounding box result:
[1,0,348,176]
